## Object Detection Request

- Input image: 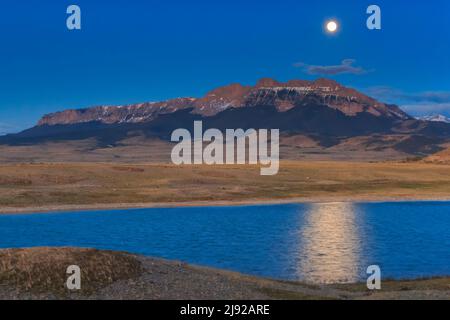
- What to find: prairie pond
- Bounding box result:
[1,201,449,283]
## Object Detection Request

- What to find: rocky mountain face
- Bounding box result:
[3,78,450,158]
[37,98,197,126]
[37,78,410,126]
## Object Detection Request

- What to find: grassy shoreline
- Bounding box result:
[1,247,449,300]
[1,161,450,214]
[2,195,450,215]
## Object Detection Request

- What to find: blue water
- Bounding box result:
[0,202,449,283]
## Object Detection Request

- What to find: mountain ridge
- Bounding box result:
[3,78,450,159]
[37,78,411,127]
[416,114,450,123]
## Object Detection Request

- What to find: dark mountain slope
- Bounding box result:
[1,78,449,157]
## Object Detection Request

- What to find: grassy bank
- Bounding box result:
[0,247,448,300]
[1,161,450,213]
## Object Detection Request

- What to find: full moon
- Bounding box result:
[326,20,338,33]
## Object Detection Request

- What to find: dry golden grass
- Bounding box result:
[1,161,450,211]
[0,247,142,297]
[424,145,450,164]
[0,247,448,300]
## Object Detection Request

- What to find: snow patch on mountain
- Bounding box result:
[416,114,450,123]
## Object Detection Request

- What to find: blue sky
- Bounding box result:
[0,0,449,133]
